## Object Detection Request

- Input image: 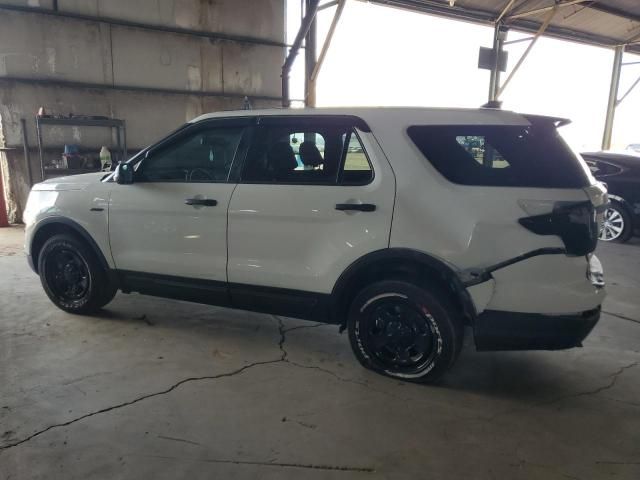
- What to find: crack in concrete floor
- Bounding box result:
[536,361,638,405]
[0,358,282,451]
[602,310,640,325]
[2,306,639,479]
[3,314,638,455]
[125,453,375,472]
[486,361,639,423]
[0,316,378,472]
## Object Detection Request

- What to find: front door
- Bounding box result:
[109,119,249,299]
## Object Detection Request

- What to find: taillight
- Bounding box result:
[584,182,609,232]
[584,182,608,209]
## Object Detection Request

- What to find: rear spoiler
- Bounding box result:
[480,102,571,128]
[522,113,571,128]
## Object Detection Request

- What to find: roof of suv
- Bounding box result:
[191,107,535,127]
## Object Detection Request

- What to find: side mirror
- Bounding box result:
[115,163,134,185]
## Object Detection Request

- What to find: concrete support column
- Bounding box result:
[0,162,9,227]
[602,45,625,151]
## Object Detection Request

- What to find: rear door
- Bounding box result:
[226,116,395,316]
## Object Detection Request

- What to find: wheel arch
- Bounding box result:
[30,217,111,274]
[608,194,634,219]
[330,248,477,329]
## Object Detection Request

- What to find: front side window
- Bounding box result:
[407,121,590,188]
[137,126,244,183]
[241,121,373,185]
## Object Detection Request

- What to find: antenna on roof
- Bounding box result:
[481,100,502,109]
[243,96,252,110]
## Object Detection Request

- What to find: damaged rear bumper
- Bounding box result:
[474,307,601,351]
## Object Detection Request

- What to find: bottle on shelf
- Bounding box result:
[99,146,112,171]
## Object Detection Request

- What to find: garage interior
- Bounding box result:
[1,0,640,478]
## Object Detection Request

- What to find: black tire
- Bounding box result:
[38,233,115,314]
[347,280,463,383]
[599,201,632,243]
[96,281,118,308]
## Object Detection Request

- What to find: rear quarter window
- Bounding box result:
[407,122,589,188]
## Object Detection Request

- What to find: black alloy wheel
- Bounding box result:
[38,233,117,313]
[348,280,463,383]
[361,296,441,375]
[43,247,91,305]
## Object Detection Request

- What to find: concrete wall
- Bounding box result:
[0,0,285,222]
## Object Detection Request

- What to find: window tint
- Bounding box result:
[407,122,589,188]
[241,122,372,185]
[137,127,244,183]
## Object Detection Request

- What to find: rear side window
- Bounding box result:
[407,122,589,188]
[241,120,373,185]
[341,130,373,185]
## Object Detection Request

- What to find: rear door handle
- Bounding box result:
[335,203,376,212]
[185,198,217,207]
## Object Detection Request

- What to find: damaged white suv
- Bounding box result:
[24,108,607,382]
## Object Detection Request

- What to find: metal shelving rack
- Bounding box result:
[35,116,127,180]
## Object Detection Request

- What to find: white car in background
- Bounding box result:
[626,144,640,154]
[23,107,607,382]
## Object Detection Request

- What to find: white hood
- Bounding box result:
[32,172,107,192]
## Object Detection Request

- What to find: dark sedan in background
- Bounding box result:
[582,152,640,243]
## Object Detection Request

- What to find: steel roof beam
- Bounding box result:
[282,0,321,107]
[602,45,624,150]
[507,0,591,21]
[497,4,558,98]
[307,0,347,107]
[616,74,640,106]
[363,1,640,53]
[495,0,518,24]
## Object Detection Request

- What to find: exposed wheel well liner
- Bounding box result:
[330,248,477,328]
[30,217,110,274]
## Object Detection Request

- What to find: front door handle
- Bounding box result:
[185,198,217,207]
[335,203,376,212]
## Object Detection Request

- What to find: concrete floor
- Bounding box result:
[1,225,639,480]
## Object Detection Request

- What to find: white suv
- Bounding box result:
[24,108,607,382]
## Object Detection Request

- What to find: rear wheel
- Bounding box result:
[599,201,632,243]
[38,233,116,314]
[347,280,463,383]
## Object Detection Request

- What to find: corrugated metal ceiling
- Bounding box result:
[363,1,640,54]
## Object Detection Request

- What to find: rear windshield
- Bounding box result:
[407,121,589,188]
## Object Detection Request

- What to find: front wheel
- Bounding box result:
[599,202,632,243]
[38,233,116,314]
[347,280,463,383]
